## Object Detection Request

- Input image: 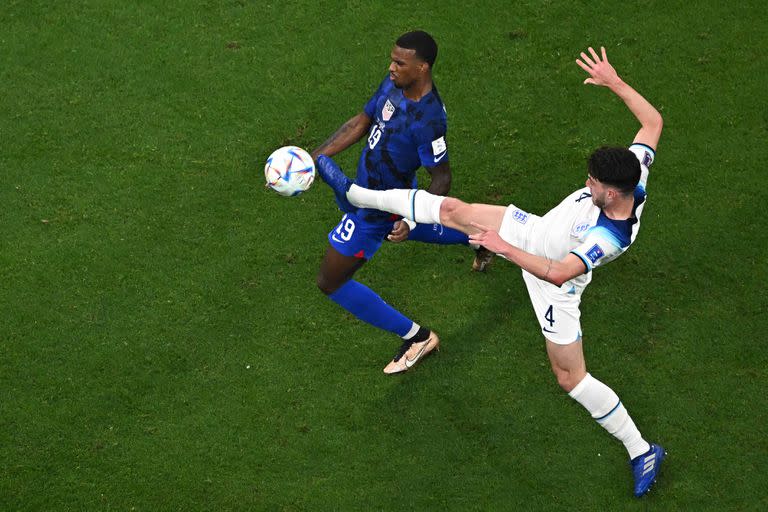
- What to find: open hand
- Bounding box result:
[468,222,508,254]
[576,46,620,88]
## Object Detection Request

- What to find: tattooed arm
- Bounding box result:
[311,112,372,160]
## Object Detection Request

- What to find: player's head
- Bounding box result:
[586,146,641,207]
[389,31,437,89]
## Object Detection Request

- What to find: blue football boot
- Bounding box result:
[316,155,355,213]
[631,443,665,497]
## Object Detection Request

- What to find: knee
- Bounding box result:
[316,272,338,296]
[551,367,584,393]
[439,197,463,224]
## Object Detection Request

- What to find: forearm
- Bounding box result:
[578,47,663,148]
[498,244,573,286]
[424,162,451,195]
[426,171,451,195]
[311,113,371,159]
[609,78,662,131]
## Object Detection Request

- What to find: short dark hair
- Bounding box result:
[587,146,641,193]
[396,30,438,68]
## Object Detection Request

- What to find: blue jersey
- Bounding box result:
[356,77,449,222]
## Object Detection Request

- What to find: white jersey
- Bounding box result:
[502,143,655,292]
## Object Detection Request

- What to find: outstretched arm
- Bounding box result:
[577,46,663,150]
[311,112,372,160]
[469,223,587,287]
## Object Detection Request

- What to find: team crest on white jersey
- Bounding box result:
[571,221,591,237]
[511,208,529,224]
[382,99,395,121]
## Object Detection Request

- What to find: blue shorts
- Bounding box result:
[327,211,395,260]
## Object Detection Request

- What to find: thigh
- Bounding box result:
[319,212,392,293]
[327,212,393,259]
[317,244,366,294]
[442,199,508,234]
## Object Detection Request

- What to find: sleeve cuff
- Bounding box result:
[570,251,592,273]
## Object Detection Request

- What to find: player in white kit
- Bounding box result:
[315,46,665,497]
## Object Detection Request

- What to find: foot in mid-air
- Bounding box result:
[315,155,355,212]
[383,331,440,374]
[472,247,495,272]
[631,443,665,497]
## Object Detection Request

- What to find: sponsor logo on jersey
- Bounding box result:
[512,208,529,224]
[382,99,395,121]
[431,136,447,156]
[585,244,605,263]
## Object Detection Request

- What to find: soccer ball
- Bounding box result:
[264,146,316,196]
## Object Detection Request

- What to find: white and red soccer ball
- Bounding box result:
[264,146,315,197]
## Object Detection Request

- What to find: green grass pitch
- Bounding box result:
[1,1,767,510]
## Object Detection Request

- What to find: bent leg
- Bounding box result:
[546,338,650,460]
[317,245,416,337]
[316,245,366,295]
[545,337,587,392]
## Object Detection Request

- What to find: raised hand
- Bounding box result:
[576,46,620,88]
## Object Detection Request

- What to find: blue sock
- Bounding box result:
[328,280,413,337]
[407,223,469,245]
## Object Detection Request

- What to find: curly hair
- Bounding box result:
[587,146,641,194]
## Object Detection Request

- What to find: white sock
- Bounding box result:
[402,322,420,340]
[569,373,651,460]
[347,185,444,224]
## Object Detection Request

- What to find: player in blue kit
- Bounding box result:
[311,31,470,374]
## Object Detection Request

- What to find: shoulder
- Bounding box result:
[628,143,656,188]
[628,143,655,167]
[419,89,447,121]
[374,76,394,95]
[565,187,594,205]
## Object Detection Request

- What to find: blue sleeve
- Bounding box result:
[570,227,624,270]
[414,118,448,168]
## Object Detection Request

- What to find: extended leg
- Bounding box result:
[316,155,507,234]
[546,338,664,497]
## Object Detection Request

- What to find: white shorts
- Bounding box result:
[500,204,582,345]
[522,270,582,345]
[498,203,538,252]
